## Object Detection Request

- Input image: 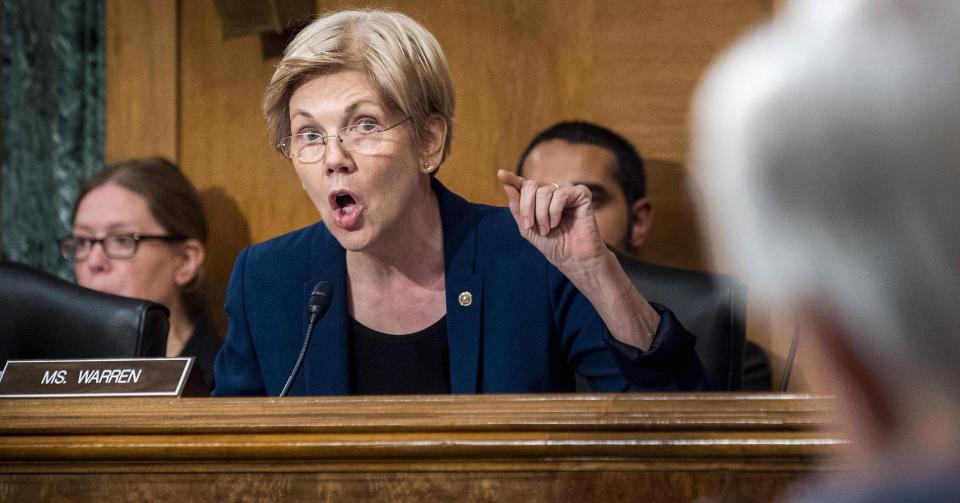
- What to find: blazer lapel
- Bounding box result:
[299,229,350,396]
[435,179,483,393]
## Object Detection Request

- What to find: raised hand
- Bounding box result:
[496,169,607,270]
[496,169,660,351]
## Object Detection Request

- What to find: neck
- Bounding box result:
[348,179,444,280]
[345,182,446,333]
[164,299,194,357]
[870,381,960,476]
[832,365,960,482]
[348,241,444,288]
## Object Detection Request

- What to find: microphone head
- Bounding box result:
[308,281,334,318]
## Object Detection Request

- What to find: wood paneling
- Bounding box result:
[104,0,178,163]
[177,0,772,260]
[108,1,807,387]
[0,394,841,501]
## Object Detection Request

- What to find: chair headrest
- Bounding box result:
[0,261,169,365]
[615,252,748,391]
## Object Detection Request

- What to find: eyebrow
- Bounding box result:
[72,223,139,235]
[291,100,383,121]
[345,100,380,115]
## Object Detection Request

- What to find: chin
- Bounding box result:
[323,220,373,252]
[105,287,136,300]
[335,234,375,253]
[79,280,117,296]
[103,286,132,298]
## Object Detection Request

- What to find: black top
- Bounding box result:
[349,316,450,394]
[180,317,222,396]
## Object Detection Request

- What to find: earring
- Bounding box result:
[424,162,431,170]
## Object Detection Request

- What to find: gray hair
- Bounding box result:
[693,0,960,387]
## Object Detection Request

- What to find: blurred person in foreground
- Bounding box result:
[693,0,960,500]
[518,121,772,390]
[61,157,221,395]
[213,9,711,396]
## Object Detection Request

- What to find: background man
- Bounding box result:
[517,121,772,390]
[517,122,651,255]
[694,0,960,499]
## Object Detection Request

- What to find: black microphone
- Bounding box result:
[279,281,333,397]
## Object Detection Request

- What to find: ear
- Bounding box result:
[627,198,654,253]
[801,303,896,452]
[173,239,205,288]
[420,114,448,174]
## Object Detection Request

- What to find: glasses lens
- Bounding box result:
[104,235,138,259]
[59,238,81,261]
[344,125,383,155]
[284,122,394,162]
[292,132,327,163]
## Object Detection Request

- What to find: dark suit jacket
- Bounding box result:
[213,180,710,396]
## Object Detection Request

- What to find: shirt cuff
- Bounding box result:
[602,302,702,388]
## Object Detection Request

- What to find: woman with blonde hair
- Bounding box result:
[214,10,708,396]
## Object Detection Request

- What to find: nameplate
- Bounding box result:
[0,358,193,397]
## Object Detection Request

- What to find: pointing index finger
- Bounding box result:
[496,169,525,190]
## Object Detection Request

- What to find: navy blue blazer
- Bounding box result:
[213,180,710,396]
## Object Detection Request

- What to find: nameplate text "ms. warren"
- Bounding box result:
[0,358,193,397]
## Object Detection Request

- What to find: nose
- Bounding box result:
[323,137,357,176]
[81,241,112,273]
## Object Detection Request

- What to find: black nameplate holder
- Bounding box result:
[0,357,194,397]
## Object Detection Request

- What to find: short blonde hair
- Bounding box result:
[264,10,455,165]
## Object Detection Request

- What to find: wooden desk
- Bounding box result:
[0,393,841,501]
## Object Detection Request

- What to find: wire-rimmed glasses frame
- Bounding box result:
[276,117,411,163]
[58,233,187,262]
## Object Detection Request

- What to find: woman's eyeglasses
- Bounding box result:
[58,233,186,262]
[276,117,411,163]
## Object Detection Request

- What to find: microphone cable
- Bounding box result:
[280,281,333,397]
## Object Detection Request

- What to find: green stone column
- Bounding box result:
[1,0,104,279]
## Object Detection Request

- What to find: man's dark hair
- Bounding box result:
[516,121,646,206]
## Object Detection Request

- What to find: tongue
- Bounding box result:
[333,202,362,229]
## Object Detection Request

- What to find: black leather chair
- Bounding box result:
[617,253,755,390]
[0,261,169,366]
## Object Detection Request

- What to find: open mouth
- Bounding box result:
[328,190,363,229]
[334,193,357,213]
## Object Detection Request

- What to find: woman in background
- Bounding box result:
[59,157,221,395]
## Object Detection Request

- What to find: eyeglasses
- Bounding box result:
[58,233,186,262]
[276,117,411,164]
